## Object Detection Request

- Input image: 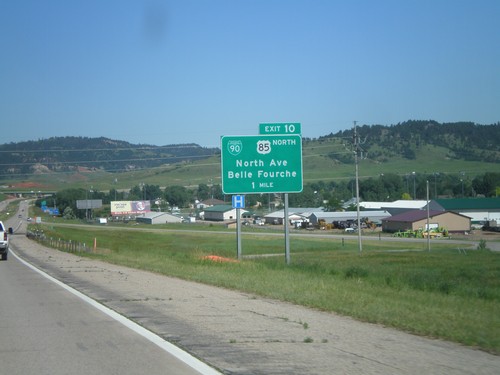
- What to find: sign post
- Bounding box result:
[232,195,245,259]
[258,124,301,264]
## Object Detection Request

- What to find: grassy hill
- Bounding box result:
[1,121,498,193]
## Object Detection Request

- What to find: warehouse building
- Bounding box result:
[382,210,471,233]
[136,212,183,225]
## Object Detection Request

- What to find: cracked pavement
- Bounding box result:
[9,233,500,375]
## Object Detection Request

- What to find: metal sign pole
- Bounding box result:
[232,195,245,260]
[284,193,290,264]
[237,207,242,260]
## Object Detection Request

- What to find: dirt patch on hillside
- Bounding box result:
[11,182,50,189]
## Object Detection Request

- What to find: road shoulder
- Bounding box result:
[10,234,500,375]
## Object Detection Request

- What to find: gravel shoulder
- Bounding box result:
[8,229,500,375]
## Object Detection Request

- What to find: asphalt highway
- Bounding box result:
[0,255,218,375]
[2,198,499,374]
[0,199,219,375]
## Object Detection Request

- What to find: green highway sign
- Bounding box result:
[259,122,301,135]
[221,135,303,194]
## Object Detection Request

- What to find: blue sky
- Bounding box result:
[1,0,498,147]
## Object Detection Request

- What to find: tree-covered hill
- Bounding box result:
[0,136,219,176]
[325,120,500,163]
[1,121,498,181]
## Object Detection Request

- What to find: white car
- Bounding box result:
[0,221,11,261]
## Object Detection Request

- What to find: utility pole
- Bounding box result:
[353,121,362,255]
[426,180,431,252]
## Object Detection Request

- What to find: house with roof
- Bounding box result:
[263,208,319,225]
[382,210,471,233]
[203,205,248,221]
[263,206,392,227]
[431,198,500,225]
[196,198,226,210]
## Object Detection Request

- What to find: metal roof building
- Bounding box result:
[433,198,500,224]
[308,210,391,225]
[360,200,429,215]
[203,205,248,221]
[382,210,471,233]
[263,208,319,225]
[135,212,183,225]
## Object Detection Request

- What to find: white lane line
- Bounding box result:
[11,249,222,375]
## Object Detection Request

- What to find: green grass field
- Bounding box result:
[0,199,20,221]
[31,223,500,353]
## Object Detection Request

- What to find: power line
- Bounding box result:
[0,154,216,167]
[0,144,216,154]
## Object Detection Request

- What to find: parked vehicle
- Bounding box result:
[0,220,12,261]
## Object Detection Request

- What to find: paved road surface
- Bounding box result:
[3,199,500,374]
[0,255,217,375]
[1,200,218,375]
